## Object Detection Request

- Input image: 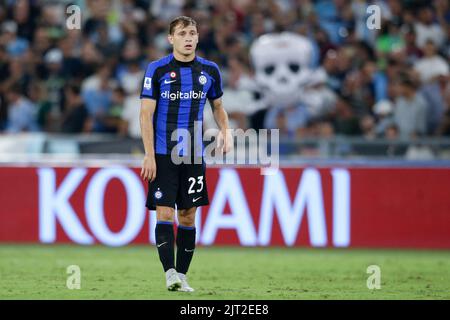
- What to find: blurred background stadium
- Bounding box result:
[0,0,450,299]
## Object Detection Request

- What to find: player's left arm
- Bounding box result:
[207,63,232,154]
[210,97,232,154]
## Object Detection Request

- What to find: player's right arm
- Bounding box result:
[139,61,160,182]
[140,98,157,182]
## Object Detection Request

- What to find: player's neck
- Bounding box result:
[172,50,196,63]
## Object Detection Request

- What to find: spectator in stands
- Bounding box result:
[360,115,377,140]
[0,56,32,97]
[121,84,141,139]
[342,59,377,117]
[385,123,399,140]
[11,0,37,42]
[265,103,310,140]
[414,39,449,84]
[117,57,144,96]
[31,83,53,132]
[58,34,84,81]
[420,71,450,134]
[320,48,352,95]
[4,84,38,133]
[38,49,67,132]
[30,25,52,62]
[104,86,126,135]
[116,37,145,87]
[375,21,405,58]
[393,77,428,138]
[401,24,423,64]
[93,21,121,58]
[414,5,446,50]
[81,64,115,132]
[61,84,91,133]
[385,123,401,156]
[0,21,29,58]
[373,99,395,137]
[79,40,104,79]
[332,95,361,136]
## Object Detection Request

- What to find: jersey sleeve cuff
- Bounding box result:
[140,95,157,100]
[208,92,223,100]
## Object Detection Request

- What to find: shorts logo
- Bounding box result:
[154,189,163,199]
[198,75,207,85]
[170,71,176,78]
[143,77,152,90]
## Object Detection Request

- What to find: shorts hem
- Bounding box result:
[146,203,176,211]
[146,202,209,211]
[176,202,210,210]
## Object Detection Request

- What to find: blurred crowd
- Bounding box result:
[0,0,450,141]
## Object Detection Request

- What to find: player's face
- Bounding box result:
[168,24,199,57]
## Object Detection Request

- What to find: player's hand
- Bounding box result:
[141,155,156,182]
[217,129,233,154]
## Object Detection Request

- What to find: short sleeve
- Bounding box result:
[140,62,159,100]
[207,63,223,100]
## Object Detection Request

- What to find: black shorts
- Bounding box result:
[146,154,209,210]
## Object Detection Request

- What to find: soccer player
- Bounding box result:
[139,16,232,292]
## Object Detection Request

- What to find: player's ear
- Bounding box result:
[168,34,174,45]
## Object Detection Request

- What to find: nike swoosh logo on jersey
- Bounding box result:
[164,79,176,84]
[157,242,167,248]
[185,248,195,253]
[193,197,202,203]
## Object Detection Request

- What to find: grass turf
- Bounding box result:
[0,244,449,299]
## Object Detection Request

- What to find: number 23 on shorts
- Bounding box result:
[188,176,204,194]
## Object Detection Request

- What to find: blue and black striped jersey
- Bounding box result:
[140,53,223,156]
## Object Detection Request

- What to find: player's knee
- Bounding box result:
[178,215,195,227]
[156,207,175,222]
[178,209,196,227]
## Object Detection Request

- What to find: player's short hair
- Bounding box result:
[169,16,197,35]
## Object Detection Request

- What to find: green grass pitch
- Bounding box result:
[0,245,449,299]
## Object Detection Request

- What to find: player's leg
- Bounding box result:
[155,206,176,272]
[175,207,197,292]
[174,157,209,292]
[155,206,182,291]
[146,155,182,291]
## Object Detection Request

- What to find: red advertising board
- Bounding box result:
[0,165,449,248]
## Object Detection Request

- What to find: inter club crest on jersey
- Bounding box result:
[198,75,207,85]
[170,71,176,78]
